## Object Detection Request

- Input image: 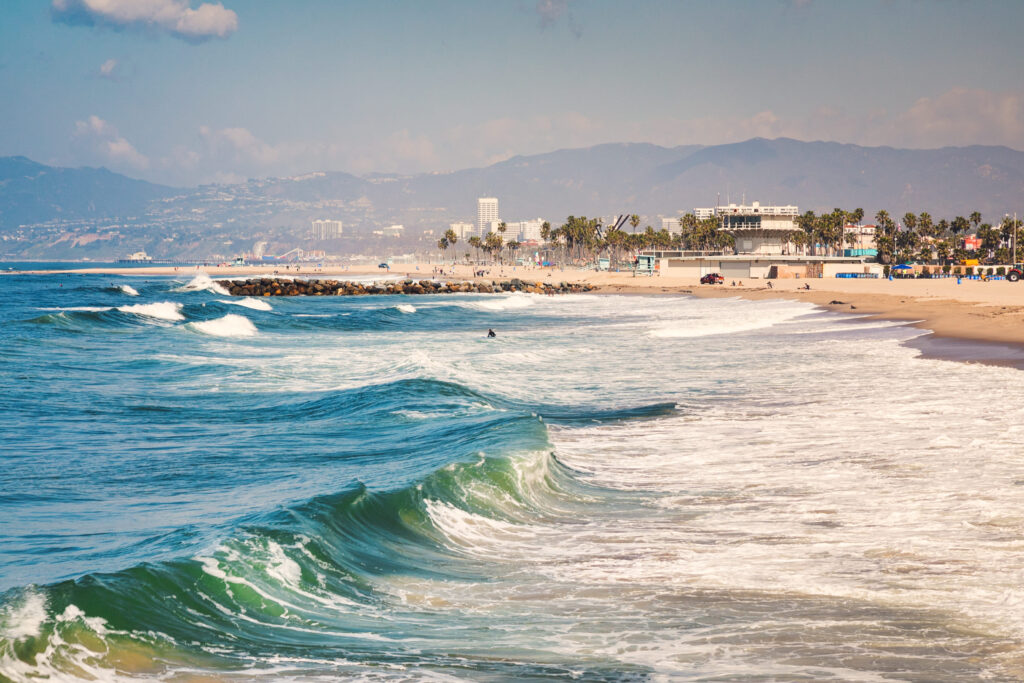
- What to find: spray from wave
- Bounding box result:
[119,285,139,297]
[175,273,230,296]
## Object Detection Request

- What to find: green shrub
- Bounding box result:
[987,267,994,276]
[953,266,961,275]
[942,264,951,274]
[998,266,1006,275]
[966,267,974,275]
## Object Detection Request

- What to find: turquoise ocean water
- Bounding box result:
[3,271,1024,680]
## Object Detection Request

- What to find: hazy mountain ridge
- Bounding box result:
[0,156,174,228]
[3,139,1024,241]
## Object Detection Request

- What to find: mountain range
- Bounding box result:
[3,138,1024,238]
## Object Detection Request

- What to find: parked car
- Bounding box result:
[700,273,724,284]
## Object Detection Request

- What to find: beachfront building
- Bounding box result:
[449,221,475,240]
[661,217,683,235]
[843,224,877,257]
[477,198,499,236]
[645,202,879,279]
[374,224,404,237]
[719,202,799,255]
[311,219,343,240]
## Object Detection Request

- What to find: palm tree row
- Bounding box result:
[874,210,1023,265]
[439,208,1022,268]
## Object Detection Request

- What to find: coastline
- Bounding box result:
[10,262,1024,360]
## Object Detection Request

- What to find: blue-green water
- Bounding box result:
[3,271,1024,680]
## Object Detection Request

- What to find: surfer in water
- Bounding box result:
[487,329,496,338]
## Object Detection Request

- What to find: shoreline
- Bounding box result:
[10,262,1024,364]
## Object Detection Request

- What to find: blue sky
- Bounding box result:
[1,0,1022,186]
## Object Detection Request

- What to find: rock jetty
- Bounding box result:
[223,278,597,297]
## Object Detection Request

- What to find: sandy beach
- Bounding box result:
[12,261,1024,352]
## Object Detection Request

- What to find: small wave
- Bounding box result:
[36,306,112,312]
[187,314,257,337]
[395,304,416,314]
[117,301,185,321]
[465,293,537,312]
[218,297,272,312]
[175,272,230,296]
[119,285,139,297]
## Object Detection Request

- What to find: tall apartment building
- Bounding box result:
[477,197,499,236]
[311,219,343,239]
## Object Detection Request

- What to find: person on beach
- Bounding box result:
[487,329,496,338]
[767,281,773,289]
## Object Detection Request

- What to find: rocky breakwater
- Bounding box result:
[223,278,597,297]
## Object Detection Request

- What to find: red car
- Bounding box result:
[700,273,724,284]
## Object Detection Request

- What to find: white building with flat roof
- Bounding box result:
[311,219,343,239]
[719,202,799,255]
[661,217,683,235]
[449,221,474,240]
[519,218,544,242]
[477,198,499,236]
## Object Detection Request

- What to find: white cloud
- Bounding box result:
[73,115,149,169]
[98,58,118,79]
[877,88,1024,149]
[52,0,238,42]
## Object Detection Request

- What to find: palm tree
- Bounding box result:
[444,229,458,263]
[507,240,521,264]
[437,237,449,262]
[630,214,640,232]
[970,211,982,232]
[496,221,507,264]
[468,235,482,263]
[485,231,503,264]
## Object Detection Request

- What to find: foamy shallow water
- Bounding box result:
[3,276,1024,681]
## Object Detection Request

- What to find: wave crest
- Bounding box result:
[187,314,257,337]
[117,301,184,321]
[175,272,229,296]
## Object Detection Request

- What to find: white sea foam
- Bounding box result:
[650,300,811,338]
[218,297,272,311]
[0,591,47,640]
[175,272,230,295]
[119,284,139,296]
[464,292,538,311]
[187,314,257,337]
[117,301,185,321]
[395,304,416,314]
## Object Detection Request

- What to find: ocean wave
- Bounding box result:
[461,292,538,311]
[395,304,416,314]
[649,301,811,338]
[119,285,140,297]
[117,301,185,321]
[218,297,273,311]
[187,314,257,337]
[174,272,230,296]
